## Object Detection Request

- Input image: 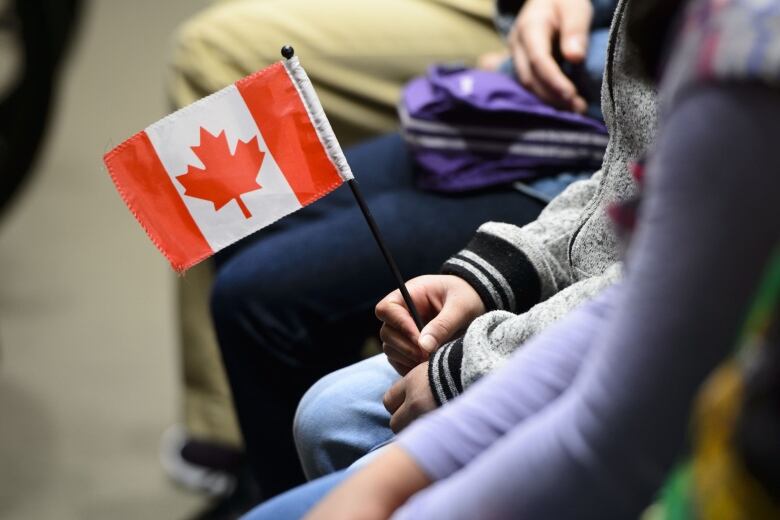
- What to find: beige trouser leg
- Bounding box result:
[168,0,502,448]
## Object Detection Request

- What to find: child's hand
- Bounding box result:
[376,275,485,375]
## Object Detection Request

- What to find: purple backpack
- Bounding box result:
[400,66,608,193]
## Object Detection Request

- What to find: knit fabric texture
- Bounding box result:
[432,0,659,403]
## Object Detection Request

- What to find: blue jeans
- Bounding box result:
[294,354,398,479]
[241,446,389,520]
[212,133,546,495]
[241,470,349,520]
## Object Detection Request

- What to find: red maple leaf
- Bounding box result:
[176,127,265,219]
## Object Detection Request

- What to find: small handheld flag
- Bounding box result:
[104,46,423,330]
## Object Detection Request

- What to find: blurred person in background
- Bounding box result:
[653,254,780,519]
[0,0,83,217]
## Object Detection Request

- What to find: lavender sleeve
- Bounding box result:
[400,284,619,481]
[394,83,780,519]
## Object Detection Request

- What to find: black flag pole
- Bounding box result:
[281,45,424,332]
[346,179,425,331]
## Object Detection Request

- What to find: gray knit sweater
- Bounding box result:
[430,0,658,403]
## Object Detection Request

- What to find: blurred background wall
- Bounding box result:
[0,0,214,517]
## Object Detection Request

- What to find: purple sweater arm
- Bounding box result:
[394,83,780,519]
[398,285,619,481]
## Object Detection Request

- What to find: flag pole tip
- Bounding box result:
[281,45,295,60]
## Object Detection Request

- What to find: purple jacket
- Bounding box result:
[401,66,608,193]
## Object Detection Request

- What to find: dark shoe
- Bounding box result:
[161,425,244,497]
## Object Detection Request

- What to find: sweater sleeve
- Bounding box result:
[441,171,601,314]
[411,284,619,473]
[395,83,780,519]
[429,262,620,403]
[460,0,621,316]
[433,173,610,403]
[431,0,623,403]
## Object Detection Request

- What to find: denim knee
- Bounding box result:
[293,355,399,480]
[293,370,351,479]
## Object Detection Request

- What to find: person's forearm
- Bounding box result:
[393,83,780,519]
[400,284,619,480]
[427,261,619,406]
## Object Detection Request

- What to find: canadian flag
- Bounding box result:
[104,57,353,272]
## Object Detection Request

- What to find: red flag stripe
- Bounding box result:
[104,132,212,271]
[235,63,343,206]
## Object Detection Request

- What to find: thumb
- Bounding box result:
[418,301,462,354]
[558,1,591,62]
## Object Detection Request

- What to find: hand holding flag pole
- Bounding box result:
[281,46,424,332]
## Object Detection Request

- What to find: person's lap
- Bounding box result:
[243,287,621,519]
[216,132,425,260]
[294,354,398,479]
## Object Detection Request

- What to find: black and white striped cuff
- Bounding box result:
[441,231,541,313]
[428,339,464,406]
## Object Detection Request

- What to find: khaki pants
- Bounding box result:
[169,0,502,448]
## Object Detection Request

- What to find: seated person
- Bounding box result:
[209,0,617,499]
[293,0,631,479]
[165,0,509,495]
[241,0,780,517]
